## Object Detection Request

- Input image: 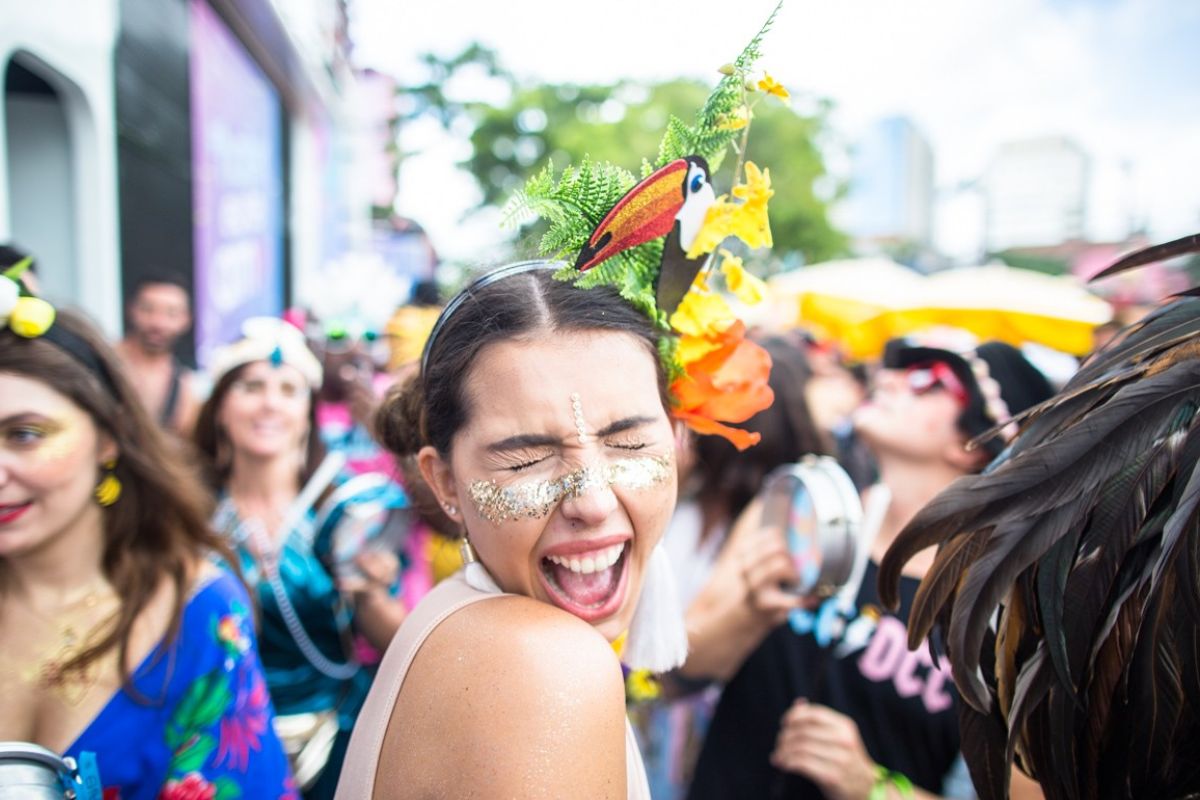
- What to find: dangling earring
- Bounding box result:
[459,537,477,564]
[459,536,500,594]
[95,460,122,507]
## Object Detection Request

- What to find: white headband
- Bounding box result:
[209,317,323,389]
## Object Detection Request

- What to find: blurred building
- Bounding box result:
[1,0,377,366]
[838,115,935,250]
[983,137,1090,252]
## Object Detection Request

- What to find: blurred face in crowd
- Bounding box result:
[420,330,678,642]
[218,361,312,463]
[128,283,191,355]
[0,374,113,559]
[319,335,373,402]
[853,361,971,466]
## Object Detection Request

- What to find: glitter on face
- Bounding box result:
[468,454,673,524]
[24,419,80,464]
[570,393,589,444]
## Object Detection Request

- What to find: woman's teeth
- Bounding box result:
[545,542,626,575]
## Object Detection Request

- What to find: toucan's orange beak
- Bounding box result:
[575,159,689,272]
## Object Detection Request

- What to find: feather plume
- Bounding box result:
[878,234,1200,799]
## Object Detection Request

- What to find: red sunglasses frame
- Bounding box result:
[904,361,971,408]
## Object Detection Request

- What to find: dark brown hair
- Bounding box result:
[0,310,233,684]
[192,364,327,493]
[692,335,833,542]
[375,265,669,529]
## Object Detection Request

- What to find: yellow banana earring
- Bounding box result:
[95,459,122,507]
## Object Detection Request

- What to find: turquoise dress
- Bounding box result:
[213,499,375,800]
[66,568,296,800]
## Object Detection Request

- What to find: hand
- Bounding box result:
[771,700,877,800]
[731,498,807,624]
[337,549,400,600]
[678,498,804,683]
[338,550,408,651]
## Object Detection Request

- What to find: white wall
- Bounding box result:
[0,0,122,334]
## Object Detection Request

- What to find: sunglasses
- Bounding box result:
[904,361,971,407]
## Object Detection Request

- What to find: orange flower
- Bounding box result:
[670,320,774,450]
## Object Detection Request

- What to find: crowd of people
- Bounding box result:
[1,231,1086,799]
[0,31,1185,796]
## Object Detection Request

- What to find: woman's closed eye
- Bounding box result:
[497,448,554,472]
[606,439,649,452]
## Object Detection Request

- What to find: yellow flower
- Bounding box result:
[669,287,735,339]
[720,107,751,131]
[685,161,774,258]
[757,72,790,100]
[730,161,774,248]
[625,669,661,703]
[8,296,56,337]
[720,253,768,305]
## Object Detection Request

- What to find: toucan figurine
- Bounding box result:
[574,156,715,316]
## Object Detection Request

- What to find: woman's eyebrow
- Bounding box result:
[485,415,657,452]
[487,433,560,453]
[0,412,49,426]
[595,415,657,437]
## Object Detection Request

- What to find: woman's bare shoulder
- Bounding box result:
[389,595,628,798]
[430,593,624,691]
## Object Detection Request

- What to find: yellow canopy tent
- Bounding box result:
[768,260,1113,360]
[766,258,926,359]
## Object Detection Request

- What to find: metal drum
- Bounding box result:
[0,742,98,800]
[760,455,864,598]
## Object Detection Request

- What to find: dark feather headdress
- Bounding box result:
[878,233,1200,800]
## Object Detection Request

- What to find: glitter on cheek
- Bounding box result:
[467,453,674,525]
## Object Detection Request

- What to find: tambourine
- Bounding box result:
[760,455,864,598]
[0,743,100,800]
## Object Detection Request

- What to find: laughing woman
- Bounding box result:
[335,264,685,799]
[0,301,294,798]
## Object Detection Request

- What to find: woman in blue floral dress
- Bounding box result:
[0,303,294,800]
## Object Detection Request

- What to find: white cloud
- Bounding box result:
[351,0,1200,261]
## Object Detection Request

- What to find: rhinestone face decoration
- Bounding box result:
[468,454,673,525]
[571,392,590,444]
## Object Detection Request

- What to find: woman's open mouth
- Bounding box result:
[538,541,630,623]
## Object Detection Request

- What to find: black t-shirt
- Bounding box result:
[688,560,961,799]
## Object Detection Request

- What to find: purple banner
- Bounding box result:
[190,0,284,367]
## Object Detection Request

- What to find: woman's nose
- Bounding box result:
[874,369,907,393]
[557,470,619,529]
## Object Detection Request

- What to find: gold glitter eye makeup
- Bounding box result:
[468,453,673,524]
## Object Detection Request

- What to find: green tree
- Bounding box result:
[394,43,848,264]
[462,77,848,264]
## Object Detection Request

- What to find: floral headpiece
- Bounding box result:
[501,5,785,449]
[0,258,119,392]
